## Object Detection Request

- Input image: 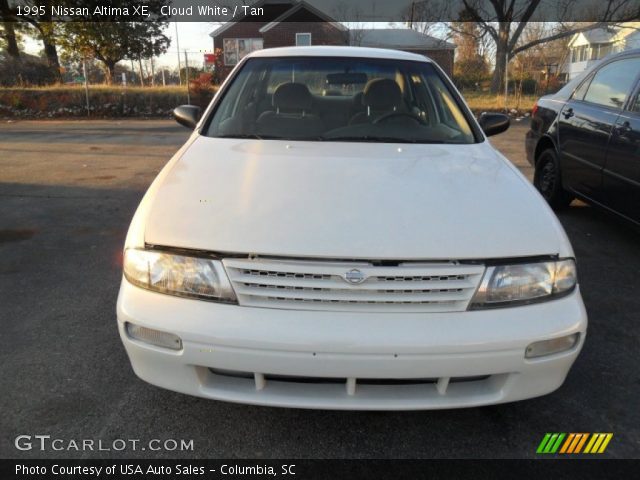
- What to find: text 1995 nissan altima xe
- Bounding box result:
[117,47,587,410]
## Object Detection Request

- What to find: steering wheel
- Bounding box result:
[372,111,426,125]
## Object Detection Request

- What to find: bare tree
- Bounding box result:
[459,0,639,92]
[407,0,639,93]
[403,1,452,47]
[332,1,366,45]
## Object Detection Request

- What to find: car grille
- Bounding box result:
[223,258,485,312]
[209,368,495,396]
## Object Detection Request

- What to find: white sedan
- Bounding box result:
[117,46,586,410]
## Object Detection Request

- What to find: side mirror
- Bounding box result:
[478,112,510,137]
[173,105,201,129]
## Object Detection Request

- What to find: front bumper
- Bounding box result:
[117,279,587,410]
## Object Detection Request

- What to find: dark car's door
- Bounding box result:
[603,73,640,222]
[557,57,640,203]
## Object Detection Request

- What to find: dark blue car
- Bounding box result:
[526,49,640,224]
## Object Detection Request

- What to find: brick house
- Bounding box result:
[209,1,455,78]
[210,1,348,78]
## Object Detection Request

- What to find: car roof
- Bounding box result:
[247,46,433,63]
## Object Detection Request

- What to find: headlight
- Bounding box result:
[123,248,237,303]
[469,259,576,309]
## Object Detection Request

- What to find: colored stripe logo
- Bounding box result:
[537,433,613,454]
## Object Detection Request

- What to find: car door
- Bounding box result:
[603,68,640,222]
[557,57,640,203]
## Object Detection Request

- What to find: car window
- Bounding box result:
[204,56,477,144]
[632,91,640,113]
[572,74,593,101]
[583,58,640,109]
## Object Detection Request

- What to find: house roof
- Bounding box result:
[357,29,456,50]
[581,28,618,44]
[258,1,347,33]
[567,23,640,48]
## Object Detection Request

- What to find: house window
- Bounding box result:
[296,33,312,46]
[223,38,263,66]
[581,46,589,62]
[571,45,589,63]
[598,43,612,59]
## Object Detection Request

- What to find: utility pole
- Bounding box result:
[82,59,90,116]
[175,22,182,85]
[185,50,190,104]
[138,56,144,87]
[504,52,509,112]
[408,1,414,28]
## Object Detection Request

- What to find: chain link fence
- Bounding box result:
[0,49,222,118]
[451,53,567,114]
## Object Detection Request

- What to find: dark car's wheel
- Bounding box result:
[534,149,573,209]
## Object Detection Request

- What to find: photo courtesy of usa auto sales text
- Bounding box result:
[15,463,295,476]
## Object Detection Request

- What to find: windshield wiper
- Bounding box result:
[322,135,446,144]
[216,134,325,141]
[216,134,266,139]
[215,134,448,144]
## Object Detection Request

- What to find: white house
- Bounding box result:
[563,23,640,80]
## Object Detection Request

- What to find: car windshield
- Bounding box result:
[204,56,477,144]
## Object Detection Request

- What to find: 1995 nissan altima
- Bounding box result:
[117,47,587,410]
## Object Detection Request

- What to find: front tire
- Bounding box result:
[534,149,573,209]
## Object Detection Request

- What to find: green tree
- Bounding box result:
[59,22,170,84]
[125,22,172,86]
[4,1,63,80]
[0,0,21,58]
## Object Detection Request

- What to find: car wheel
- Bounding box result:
[534,149,573,209]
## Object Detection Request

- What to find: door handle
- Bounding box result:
[615,121,632,135]
[562,108,574,119]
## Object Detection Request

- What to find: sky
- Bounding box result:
[157,22,221,68]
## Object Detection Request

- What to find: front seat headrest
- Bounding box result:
[363,78,402,110]
[272,82,313,112]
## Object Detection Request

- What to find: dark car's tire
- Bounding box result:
[534,149,573,209]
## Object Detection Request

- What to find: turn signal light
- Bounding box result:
[125,323,183,351]
[525,333,579,359]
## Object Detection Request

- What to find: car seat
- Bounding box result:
[256,83,324,138]
[349,78,404,125]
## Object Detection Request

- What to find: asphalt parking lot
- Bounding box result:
[1,119,638,459]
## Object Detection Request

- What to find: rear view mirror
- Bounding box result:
[478,112,510,137]
[173,105,201,129]
[326,72,368,85]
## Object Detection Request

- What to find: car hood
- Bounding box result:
[144,137,567,259]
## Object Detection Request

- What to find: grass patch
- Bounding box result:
[462,92,538,114]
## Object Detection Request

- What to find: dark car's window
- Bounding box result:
[583,58,640,109]
[632,91,640,113]
[572,74,593,101]
[204,57,477,144]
